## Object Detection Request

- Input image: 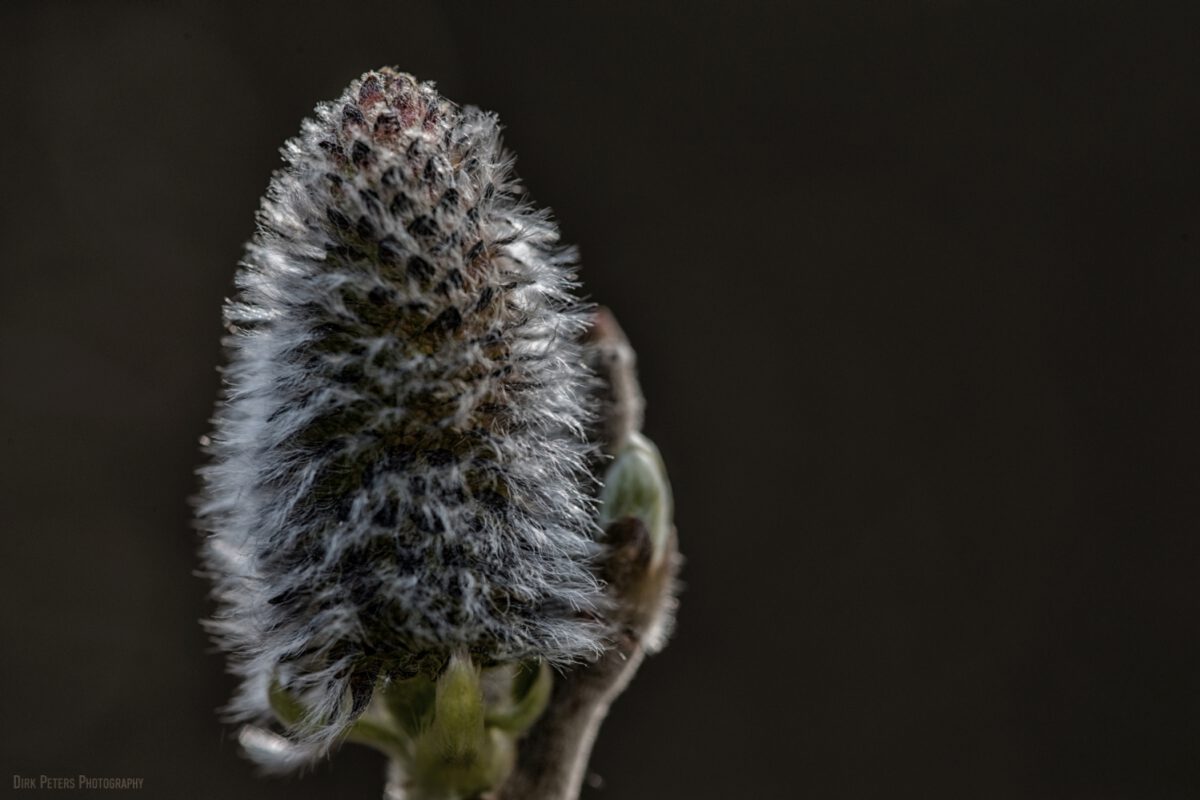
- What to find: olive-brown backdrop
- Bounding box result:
[3,2,1199,798]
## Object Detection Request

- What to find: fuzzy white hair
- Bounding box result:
[197,69,604,756]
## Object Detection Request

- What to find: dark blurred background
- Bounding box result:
[3,2,1199,798]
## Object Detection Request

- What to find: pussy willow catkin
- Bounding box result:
[197,68,603,751]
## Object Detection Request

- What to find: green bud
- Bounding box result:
[599,432,674,566]
[265,654,556,797]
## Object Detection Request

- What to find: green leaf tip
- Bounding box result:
[486,660,552,733]
[408,652,515,799]
[268,678,308,729]
[382,672,438,739]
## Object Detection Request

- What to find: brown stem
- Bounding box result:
[496,309,681,800]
